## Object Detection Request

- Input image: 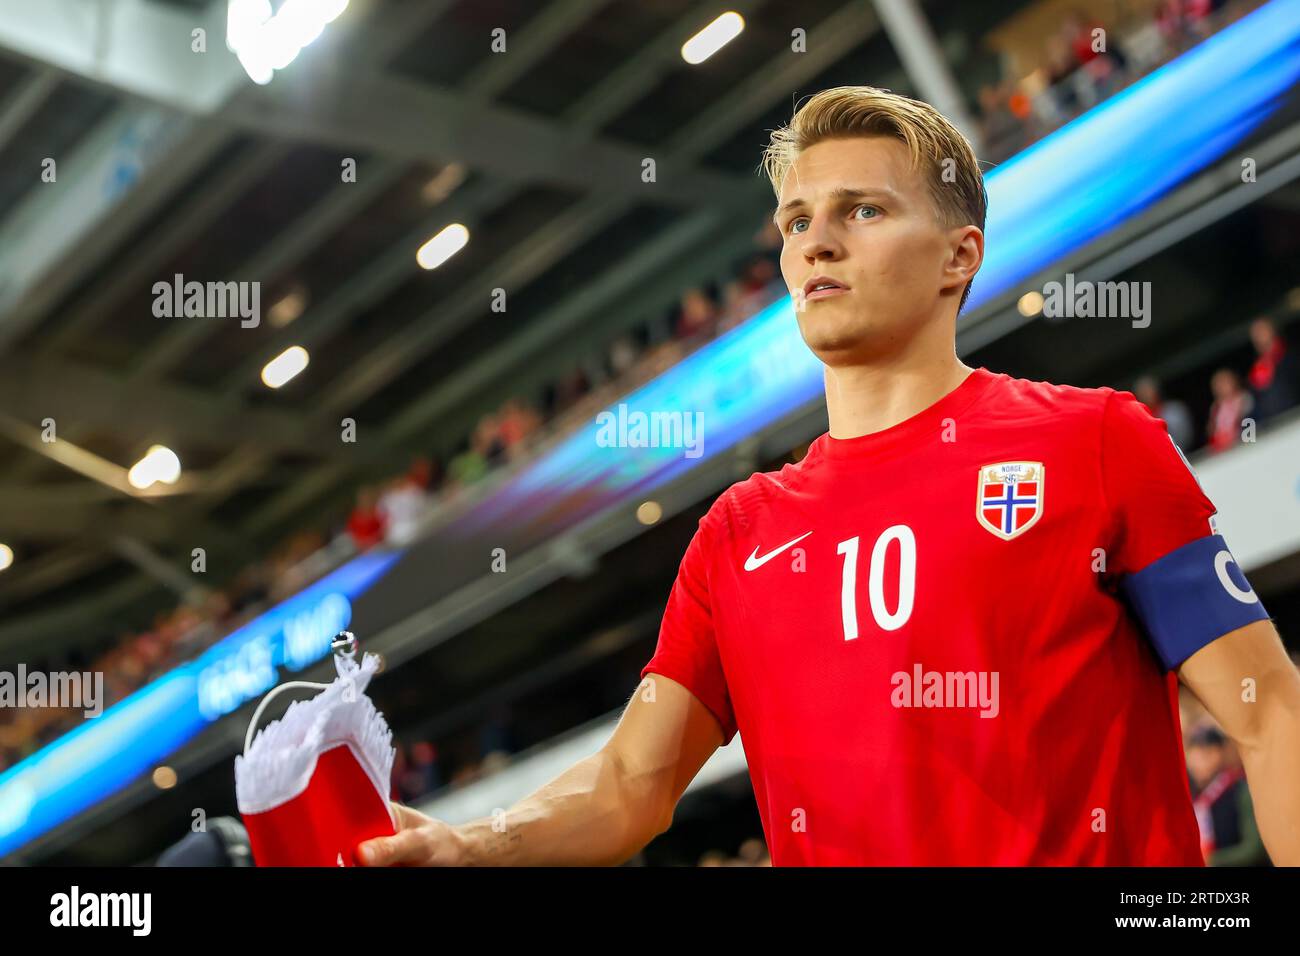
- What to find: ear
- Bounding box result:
[942,225,983,294]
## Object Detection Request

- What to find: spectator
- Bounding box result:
[1247,316,1299,423]
[737,837,772,867]
[396,741,442,802]
[978,81,1020,146]
[479,412,507,466]
[607,333,641,378]
[1064,10,1106,68]
[408,741,442,795]
[408,455,440,492]
[739,255,777,296]
[553,367,591,414]
[1206,368,1253,453]
[1133,375,1195,450]
[674,286,719,339]
[378,471,428,546]
[1185,725,1268,866]
[1039,34,1081,122]
[346,485,387,550]
[720,256,779,328]
[497,398,541,458]
[447,415,500,487]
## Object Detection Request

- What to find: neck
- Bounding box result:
[824,347,973,439]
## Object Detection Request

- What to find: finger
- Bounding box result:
[391,802,426,831]
[357,828,426,866]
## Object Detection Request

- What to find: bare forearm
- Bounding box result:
[1240,713,1300,866]
[454,749,667,865]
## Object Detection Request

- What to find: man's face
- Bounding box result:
[1250,319,1274,353]
[1185,744,1223,789]
[775,136,968,365]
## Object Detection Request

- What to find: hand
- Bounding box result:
[357,802,467,866]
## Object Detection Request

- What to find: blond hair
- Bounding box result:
[761,86,987,310]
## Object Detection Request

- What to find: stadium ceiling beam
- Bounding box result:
[40,140,293,354]
[0,0,419,114]
[125,0,485,382]
[0,0,400,362]
[0,434,251,569]
[0,1,406,475]
[335,0,883,445]
[236,0,880,534]
[123,0,604,388]
[0,0,249,355]
[316,190,665,416]
[0,495,175,546]
[0,68,59,153]
[0,0,455,607]
[131,154,407,378]
[0,105,233,355]
[224,64,757,209]
[558,0,768,136]
[0,546,112,610]
[0,574,159,666]
[457,0,598,104]
[0,354,352,464]
[345,0,460,69]
[12,0,616,563]
[0,0,243,113]
[170,0,774,532]
[240,0,877,421]
[0,1,486,613]
[214,175,516,394]
[322,0,878,419]
[111,535,208,599]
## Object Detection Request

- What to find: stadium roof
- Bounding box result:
[0,0,911,655]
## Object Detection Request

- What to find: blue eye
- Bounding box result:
[854,204,878,220]
[788,218,808,235]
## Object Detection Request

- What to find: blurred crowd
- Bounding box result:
[977,0,1259,161]
[1134,315,1299,456]
[0,230,784,773]
[696,837,772,867]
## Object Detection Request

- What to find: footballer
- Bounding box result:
[360,86,1300,867]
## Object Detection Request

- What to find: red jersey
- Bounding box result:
[643,367,1228,865]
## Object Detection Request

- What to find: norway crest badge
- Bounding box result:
[977,461,1044,540]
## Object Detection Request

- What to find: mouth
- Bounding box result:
[802,277,850,301]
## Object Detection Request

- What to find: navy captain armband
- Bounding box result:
[1122,534,1269,671]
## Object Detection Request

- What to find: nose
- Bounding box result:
[797,213,844,264]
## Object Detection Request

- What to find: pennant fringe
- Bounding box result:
[235,653,396,818]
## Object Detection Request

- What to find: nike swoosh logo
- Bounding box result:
[744,531,813,571]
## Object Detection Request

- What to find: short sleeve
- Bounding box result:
[1101,389,1218,576]
[640,501,738,745]
[1102,389,1269,669]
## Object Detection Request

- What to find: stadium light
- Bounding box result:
[262,345,310,388]
[152,767,178,790]
[636,501,663,525]
[1017,291,1044,317]
[128,445,182,491]
[681,12,745,64]
[227,0,350,86]
[416,223,470,270]
[0,543,13,572]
